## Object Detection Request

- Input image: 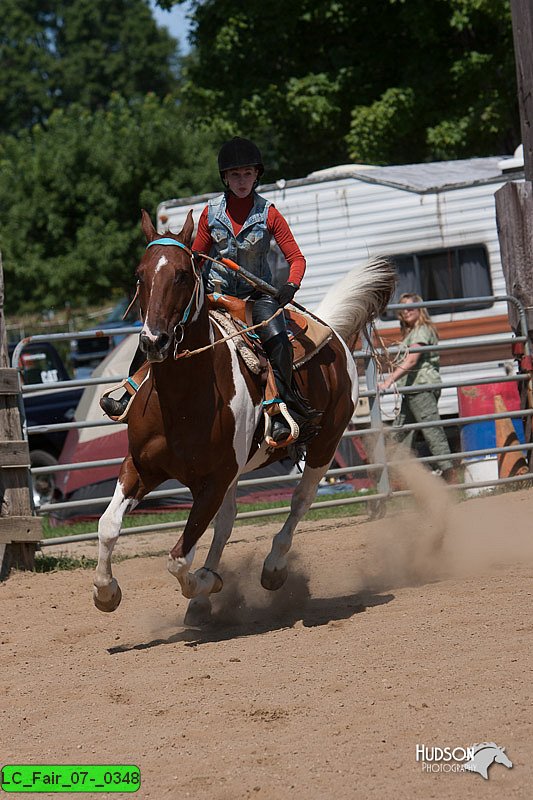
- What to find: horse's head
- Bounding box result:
[136,209,200,362]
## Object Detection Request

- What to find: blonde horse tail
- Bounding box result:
[315,257,396,344]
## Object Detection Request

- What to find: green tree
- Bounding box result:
[347,0,518,163]
[0,0,179,135]
[0,94,221,313]
[173,0,519,175]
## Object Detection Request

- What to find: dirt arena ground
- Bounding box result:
[2,466,533,799]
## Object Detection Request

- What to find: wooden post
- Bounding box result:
[497,0,533,326]
[0,252,42,579]
[495,0,533,446]
[510,0,533,180]
[495,182,533,331]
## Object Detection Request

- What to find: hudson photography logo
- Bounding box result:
[416,742,513,778]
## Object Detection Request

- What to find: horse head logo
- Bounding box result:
[464,743,513,779]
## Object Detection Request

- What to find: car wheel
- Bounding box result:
[30,450,58,508]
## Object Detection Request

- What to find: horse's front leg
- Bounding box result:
[184,485,238,625]
[167,479,233,602]
[262,463,331,590]
[93,457,143,612]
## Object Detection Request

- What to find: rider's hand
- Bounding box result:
[277,282,299,307]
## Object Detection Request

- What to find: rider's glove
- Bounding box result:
[277,282,299,307]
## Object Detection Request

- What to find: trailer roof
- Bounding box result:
[160,155,524,210]
[330,156,524,193]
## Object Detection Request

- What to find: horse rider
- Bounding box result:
[100,136,318,443]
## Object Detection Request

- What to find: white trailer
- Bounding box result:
[157,153,525,418]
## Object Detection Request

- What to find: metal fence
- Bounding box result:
[10,295,533,548]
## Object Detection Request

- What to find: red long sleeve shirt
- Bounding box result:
[192,193,306,286]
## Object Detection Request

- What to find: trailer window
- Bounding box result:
[383,245,492,318]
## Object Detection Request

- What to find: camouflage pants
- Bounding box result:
[394,390,453,473]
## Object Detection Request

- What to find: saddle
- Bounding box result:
[101,296,332,438]
[207,294,332,367]
[207,294,332,446]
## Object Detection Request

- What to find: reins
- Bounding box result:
[135,237,287,360]
[174,307,284,360]
[134,237,390,369]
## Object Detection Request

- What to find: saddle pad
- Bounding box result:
[209,309,263,374]
[207,293,332,367]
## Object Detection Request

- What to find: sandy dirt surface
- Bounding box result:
[2,468,533,799]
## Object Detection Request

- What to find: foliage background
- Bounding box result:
[0,0,520,314]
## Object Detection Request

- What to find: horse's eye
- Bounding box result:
[174,272,187,286]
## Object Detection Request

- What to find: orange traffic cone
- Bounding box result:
[494,394,529,478]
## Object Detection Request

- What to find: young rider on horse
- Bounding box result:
[100,136,317,443]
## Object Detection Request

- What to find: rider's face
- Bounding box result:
[224,166,259,198]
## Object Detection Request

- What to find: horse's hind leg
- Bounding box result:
[93,457,144,612]
[261,462,330,590]
[184,485,238,626]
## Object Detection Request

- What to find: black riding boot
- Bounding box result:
[263,333,319,442]
[100,393,130,418]
[100,345,145,418]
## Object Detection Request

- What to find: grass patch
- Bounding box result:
[41,489,372,539]
[35,553,98,572]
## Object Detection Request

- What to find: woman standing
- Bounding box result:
[378,293,456,481]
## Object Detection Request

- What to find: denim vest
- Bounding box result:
[205,192,273,298]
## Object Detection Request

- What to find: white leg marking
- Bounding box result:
[167,545,195,580]
[95,480,137,587]
[168,546,223,600]
[204,486,237,572]
[183,488,238,622]
[93,480,137,611]
[263,464,330,584]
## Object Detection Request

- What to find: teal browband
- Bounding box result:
[146,238,188,249]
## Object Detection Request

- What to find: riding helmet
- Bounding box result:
[218,137,264,178]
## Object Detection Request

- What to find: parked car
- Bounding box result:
[9,341,84,507]
[70,297,140,376]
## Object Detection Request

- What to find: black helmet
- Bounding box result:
[218,137,264,178]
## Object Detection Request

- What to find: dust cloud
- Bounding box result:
[116,447,533,639]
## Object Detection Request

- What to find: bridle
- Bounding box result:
[143,237,203,356]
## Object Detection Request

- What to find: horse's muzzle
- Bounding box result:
[140,330,170,361]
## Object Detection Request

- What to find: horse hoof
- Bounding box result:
[93,580,122,613]
[261,564,288,591]
[184,597,212,627]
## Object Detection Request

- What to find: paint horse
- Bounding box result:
[93,210,395,621]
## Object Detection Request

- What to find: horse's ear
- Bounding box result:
[180,209,194,246]
[140,209,158,243]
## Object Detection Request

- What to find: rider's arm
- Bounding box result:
[267,207,306,286]
[191,206,212,257]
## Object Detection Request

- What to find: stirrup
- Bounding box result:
[100,377,139,422]
[264,403,299,448]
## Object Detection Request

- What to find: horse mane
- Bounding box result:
[315,256,395,343]
[469,742,501,754]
